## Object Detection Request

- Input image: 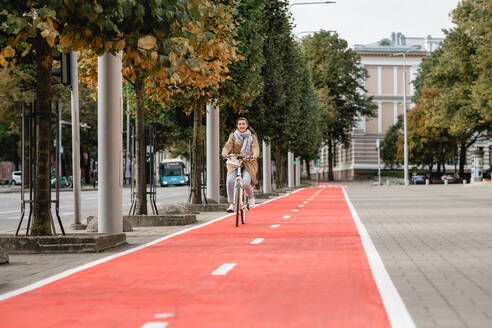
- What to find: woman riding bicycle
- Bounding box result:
[221,117,259,213]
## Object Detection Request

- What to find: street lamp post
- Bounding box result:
[295,30,336,39]
[392,45,419,186]
[288,1,336,9]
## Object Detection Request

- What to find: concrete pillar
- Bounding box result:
[206,102,220,203]
[262,140,272,193]
[288,151,294,188]
[295,156,301,186]
[98,53,123,233]
[70,52,82,226]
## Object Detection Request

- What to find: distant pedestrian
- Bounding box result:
[92,168,98,189]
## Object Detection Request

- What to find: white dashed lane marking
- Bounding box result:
[154,314,174,319]
[250,238,264,245]
[271,224,280,228]
[141,322,168,328]
[282,215,291,219]
[212,263,236,275]
[291,209,299,212]
[299,204,304,207]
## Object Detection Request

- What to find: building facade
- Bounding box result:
[315,33,491,180]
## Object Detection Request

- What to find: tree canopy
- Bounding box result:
[302,30,376,181]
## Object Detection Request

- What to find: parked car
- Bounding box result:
[10,171,21,185]
[441,174,459,184]
[410,173,428,185]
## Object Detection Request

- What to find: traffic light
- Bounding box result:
[293,160,296,165]
[316,157,321,163]
[146,155,151,163]
[52,53,72,87]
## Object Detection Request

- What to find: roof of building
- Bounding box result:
[353,32,443,56]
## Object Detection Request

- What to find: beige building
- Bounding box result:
[314,33,491,180]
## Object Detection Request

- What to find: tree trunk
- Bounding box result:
[134,76,147,214]
[280,153,287,187]
[428,163,433,176]
[219,111,227,198]
[437,162,441,175]
[274,147,282,189]
[328,140,334,182]
[459,141,466,179]
[191,103,203,204]
[31,37,53,236]
[305,159,311,180]
[23,105,31,189]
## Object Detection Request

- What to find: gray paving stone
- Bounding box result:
[346,182,492,328]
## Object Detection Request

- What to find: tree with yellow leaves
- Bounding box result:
[0,1,235,234]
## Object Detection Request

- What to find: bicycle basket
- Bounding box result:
[226,158,240,167]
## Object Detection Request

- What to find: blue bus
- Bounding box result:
[159,159,188,186]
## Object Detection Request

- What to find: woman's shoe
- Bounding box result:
[248,198,255,209]
[226,204,234,213]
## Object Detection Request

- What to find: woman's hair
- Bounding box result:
[236,117,257,135]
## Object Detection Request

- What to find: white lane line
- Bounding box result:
[270,224,280,228]
[212,263,236,276]
[141,323,168,328]
[0,210,19,214]
[298,204,304,208]
[154,314,174,319]
[6,216,19,220]
[282,215,291,219]
[291,209,299,212]
[0,189,298,302]
[250,238,264,245]
[342,188,415,328]
[303,201,309,204]
[61,212,74,216]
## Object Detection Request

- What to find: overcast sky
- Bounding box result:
[289,0,461,46]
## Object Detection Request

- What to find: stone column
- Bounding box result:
[295,156,301,186]
[262,140,272,193]
[70,52,82,227]
[206,102,220,203]
[98,53,123,233]
[288,151,294,188]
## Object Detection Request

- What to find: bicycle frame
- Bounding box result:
[226,155,250,227]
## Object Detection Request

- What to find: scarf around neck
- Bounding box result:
[234,129,253,158]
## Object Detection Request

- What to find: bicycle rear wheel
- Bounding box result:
[235,184,241,227]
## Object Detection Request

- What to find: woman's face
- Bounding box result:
[237,120,248,133]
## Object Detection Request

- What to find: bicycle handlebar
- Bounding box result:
[220,154,259,161]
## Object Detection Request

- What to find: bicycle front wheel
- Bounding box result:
[241,196,248,224]
[235,184,241,227]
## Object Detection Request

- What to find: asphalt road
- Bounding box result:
[0,186,190,233]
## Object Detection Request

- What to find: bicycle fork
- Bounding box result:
[233,168,244,212]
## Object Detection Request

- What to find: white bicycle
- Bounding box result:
[224,154,253,227]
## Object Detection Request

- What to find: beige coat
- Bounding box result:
[221,132,260,185]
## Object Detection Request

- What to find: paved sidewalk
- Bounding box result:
[0,211,228,295]
[345,182,492,328]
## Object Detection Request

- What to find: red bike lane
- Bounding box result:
[0,187,394,327]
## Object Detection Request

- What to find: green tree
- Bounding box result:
[422,22,490,177]
[397,90,457,174]
[247,0,295,188]
[302,31,376,181]
[290,55,322,178]
[453,0,492,122]
[380,116,402,169]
